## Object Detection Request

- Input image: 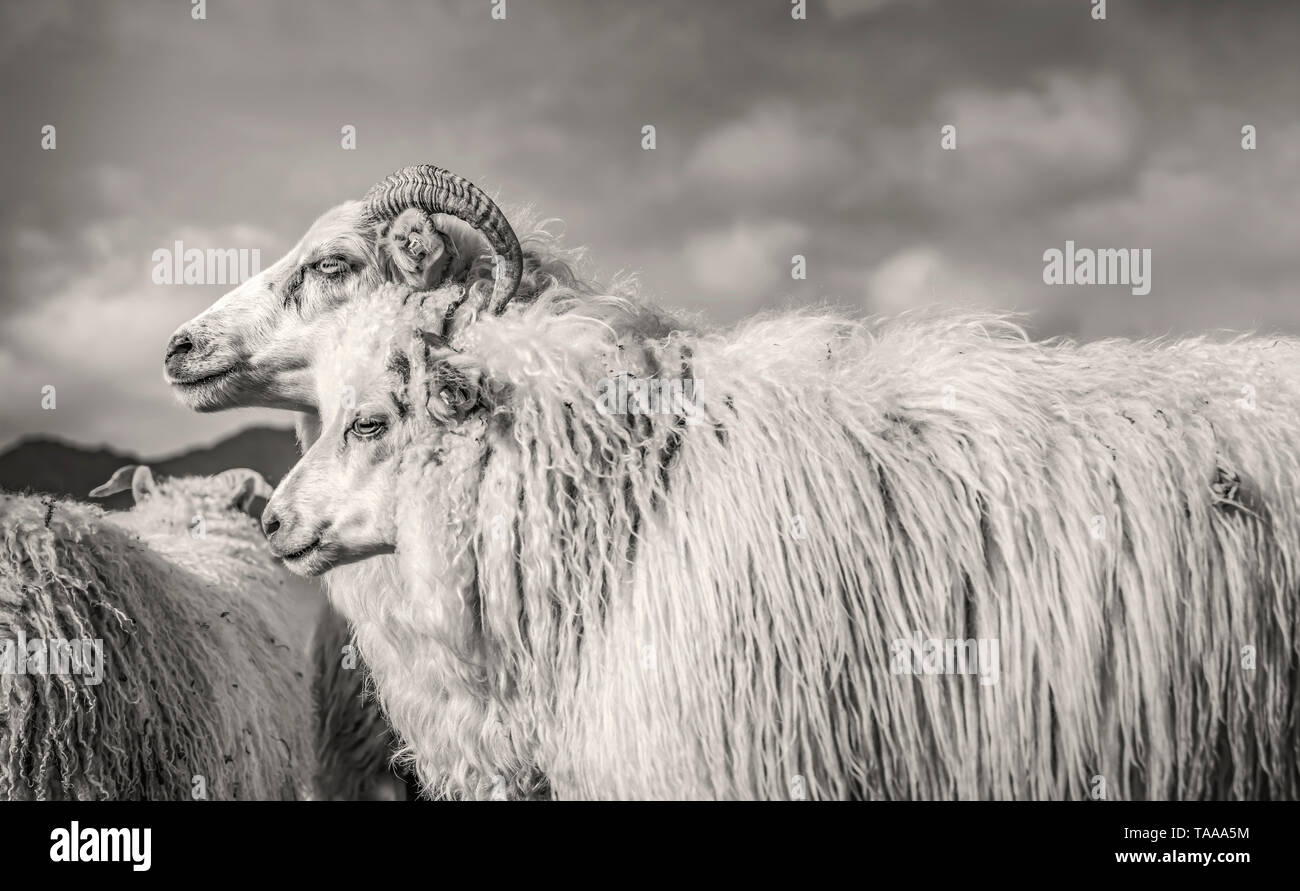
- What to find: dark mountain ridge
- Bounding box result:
[0,426,300,512]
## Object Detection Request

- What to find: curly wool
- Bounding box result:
[371,296,1300,800]
[309,220,644,800]
[0,478,316,800]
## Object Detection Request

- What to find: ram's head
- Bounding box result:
[163,165,523,413]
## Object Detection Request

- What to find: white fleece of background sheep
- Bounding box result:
[0,477,318,800]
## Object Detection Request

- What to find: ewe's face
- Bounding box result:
[164,201,384,412]
[263,334,488,576]
[261,355,407,574]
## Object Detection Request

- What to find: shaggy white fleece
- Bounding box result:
[300,281,1300,800]
[307,216,646,799]
[0,477,317,800]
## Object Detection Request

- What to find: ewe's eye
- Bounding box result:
[348,416,388,439]
[314,256,350,277]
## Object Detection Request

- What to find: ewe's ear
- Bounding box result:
[89,464,156,504]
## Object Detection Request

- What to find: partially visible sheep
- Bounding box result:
[96,466,324,641]
[0,468,317,800]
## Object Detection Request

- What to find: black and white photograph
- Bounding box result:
[0,0,1292,874]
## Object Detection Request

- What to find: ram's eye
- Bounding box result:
[348,416,388,439]
[314,256,350,276]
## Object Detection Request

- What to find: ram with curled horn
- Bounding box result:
[163,164,535,420]
[159,164,603,799]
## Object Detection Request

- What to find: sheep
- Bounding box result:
[263,280,1300,800]
[0,467,318,800]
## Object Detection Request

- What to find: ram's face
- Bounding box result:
[164,201,384,412]
[262,332,487,576]
[164,164,525,415]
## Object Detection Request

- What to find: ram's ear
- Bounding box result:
[89,465,157,504]
[375,207,455,289]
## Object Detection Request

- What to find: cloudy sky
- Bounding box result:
[1,0,1297,454]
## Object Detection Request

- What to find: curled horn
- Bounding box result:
[365,165,523,315]
[89,465,157,504]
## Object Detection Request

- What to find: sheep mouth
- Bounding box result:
[171,364,241,389]
[278,537,342,576]
[280,538,323,563]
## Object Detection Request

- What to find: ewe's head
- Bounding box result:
[262,283,655,577]
[164,164,523,413]
[259,281,482,574]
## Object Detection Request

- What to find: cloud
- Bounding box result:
[824,0,925,18]
[825,73,1141,226]
[687,104,857,199]
[86,163,146,211]
[0,285,289,454]
[0,0,74,60]
[3,0,1299,453]
[0,214,286,453]
[926,74,1140,215]
[866,245,1010,316]
[683,220,808,311]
